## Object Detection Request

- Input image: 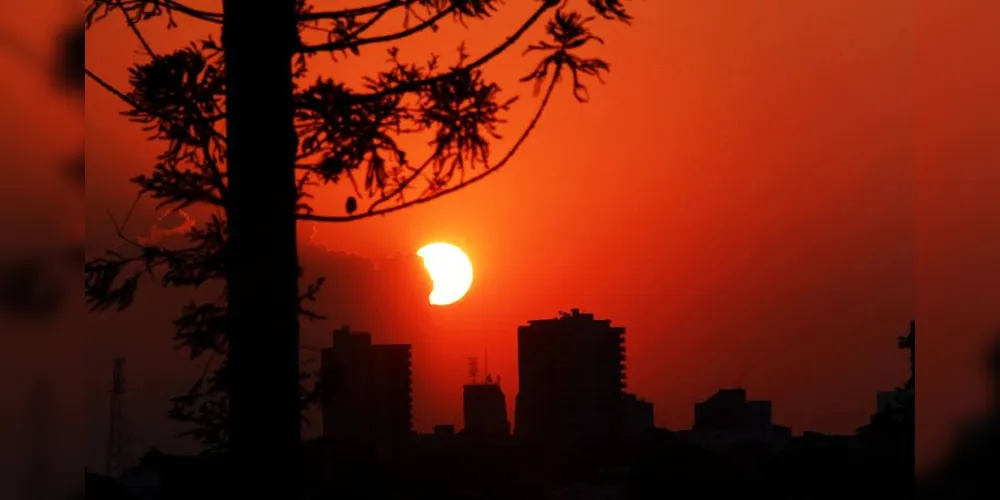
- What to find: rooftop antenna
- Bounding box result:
[106,357,129,477]
[468,357,479,385]
[484,351,496,385]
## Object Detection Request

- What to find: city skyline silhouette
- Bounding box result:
[79,3,920,497]
[82,2,918,462]
[87,309,917,499]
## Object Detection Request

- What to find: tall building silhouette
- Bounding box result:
[463,373,510,444]
[514,309,626,449]
[321,327,413,463]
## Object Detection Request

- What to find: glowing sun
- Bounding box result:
[417,242,473,306]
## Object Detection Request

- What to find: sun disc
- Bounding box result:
[417,242,473,306]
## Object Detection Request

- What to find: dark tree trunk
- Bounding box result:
[222,1,301,498]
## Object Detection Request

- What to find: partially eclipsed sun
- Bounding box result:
[417,242,473,306]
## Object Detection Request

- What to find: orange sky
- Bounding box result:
[2,0,998,482]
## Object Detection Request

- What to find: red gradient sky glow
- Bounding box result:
[24,0,990,472]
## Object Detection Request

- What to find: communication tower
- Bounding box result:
[106,357,129,477]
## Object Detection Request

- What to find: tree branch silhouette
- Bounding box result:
[86,0,223,28]
[349,2,553,100]
[85,68,135,106]
[297,4,459,54]
[300,1,407,22]
[303,71,560,222]
[114,0,157,60]
[162,0,223,24]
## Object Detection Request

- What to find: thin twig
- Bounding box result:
[106,193,145,249]
[300,1,402,22]
[367,151,437,214]
[115,0,157,60]
[335,7,391,48]
[85,67,137,107]
[164,0,223,24]
[299,5,456,54]
[349,2,552,101]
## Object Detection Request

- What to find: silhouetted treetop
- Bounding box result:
[86,0,625,223]
[84,0,634,450]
